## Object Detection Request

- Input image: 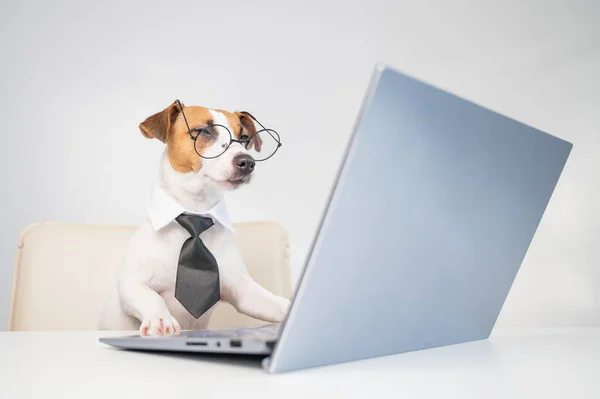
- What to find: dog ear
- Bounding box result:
[139,102,181,143]
[236,111,262,152]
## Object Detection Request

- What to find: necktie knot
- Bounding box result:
[175,214,215,237]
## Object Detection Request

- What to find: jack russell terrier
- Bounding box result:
[99,100,290,337]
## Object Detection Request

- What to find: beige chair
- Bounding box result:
[8,221,292,331]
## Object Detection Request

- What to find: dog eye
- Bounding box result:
[199,128,212,136]
[240,134,250,141]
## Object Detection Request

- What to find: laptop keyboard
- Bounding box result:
[184,323,281,340]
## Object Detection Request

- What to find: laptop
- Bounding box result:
[100,64,573,373]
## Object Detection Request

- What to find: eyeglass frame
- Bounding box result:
[174,99,282,161]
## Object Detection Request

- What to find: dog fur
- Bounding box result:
[99,101,290,337]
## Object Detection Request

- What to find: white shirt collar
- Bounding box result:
[147,183,235,233]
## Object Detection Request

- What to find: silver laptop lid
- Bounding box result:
[268,64,572,373]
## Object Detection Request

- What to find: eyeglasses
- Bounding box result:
[175,99,281,161]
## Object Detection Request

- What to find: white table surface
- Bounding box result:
[1,328,599,398]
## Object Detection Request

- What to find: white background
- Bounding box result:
[1,0,598,330]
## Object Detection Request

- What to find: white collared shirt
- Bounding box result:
[146,183,235,233]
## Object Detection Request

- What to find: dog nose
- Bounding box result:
[233,154,255,174]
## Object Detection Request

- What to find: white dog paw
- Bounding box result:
[275,297,291,322]
[139,316,181,337]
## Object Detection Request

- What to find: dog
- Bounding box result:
[99,101,290,337]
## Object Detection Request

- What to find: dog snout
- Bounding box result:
[233,154,255,175]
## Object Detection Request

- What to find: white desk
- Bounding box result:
[1,328,599,398]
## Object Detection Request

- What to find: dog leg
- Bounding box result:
[223,278,291,323]
[118,279,181,337]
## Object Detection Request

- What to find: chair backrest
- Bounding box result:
[8,221,292,331]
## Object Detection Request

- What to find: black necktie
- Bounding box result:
[174,214,220,318]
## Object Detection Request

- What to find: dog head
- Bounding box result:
[139,101,261,191]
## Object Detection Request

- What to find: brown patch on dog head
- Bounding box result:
[215,108,261,150]
[166,105,215,173]
[235,111,263,151]
[140,102,218,173]
[215,109,242,137]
